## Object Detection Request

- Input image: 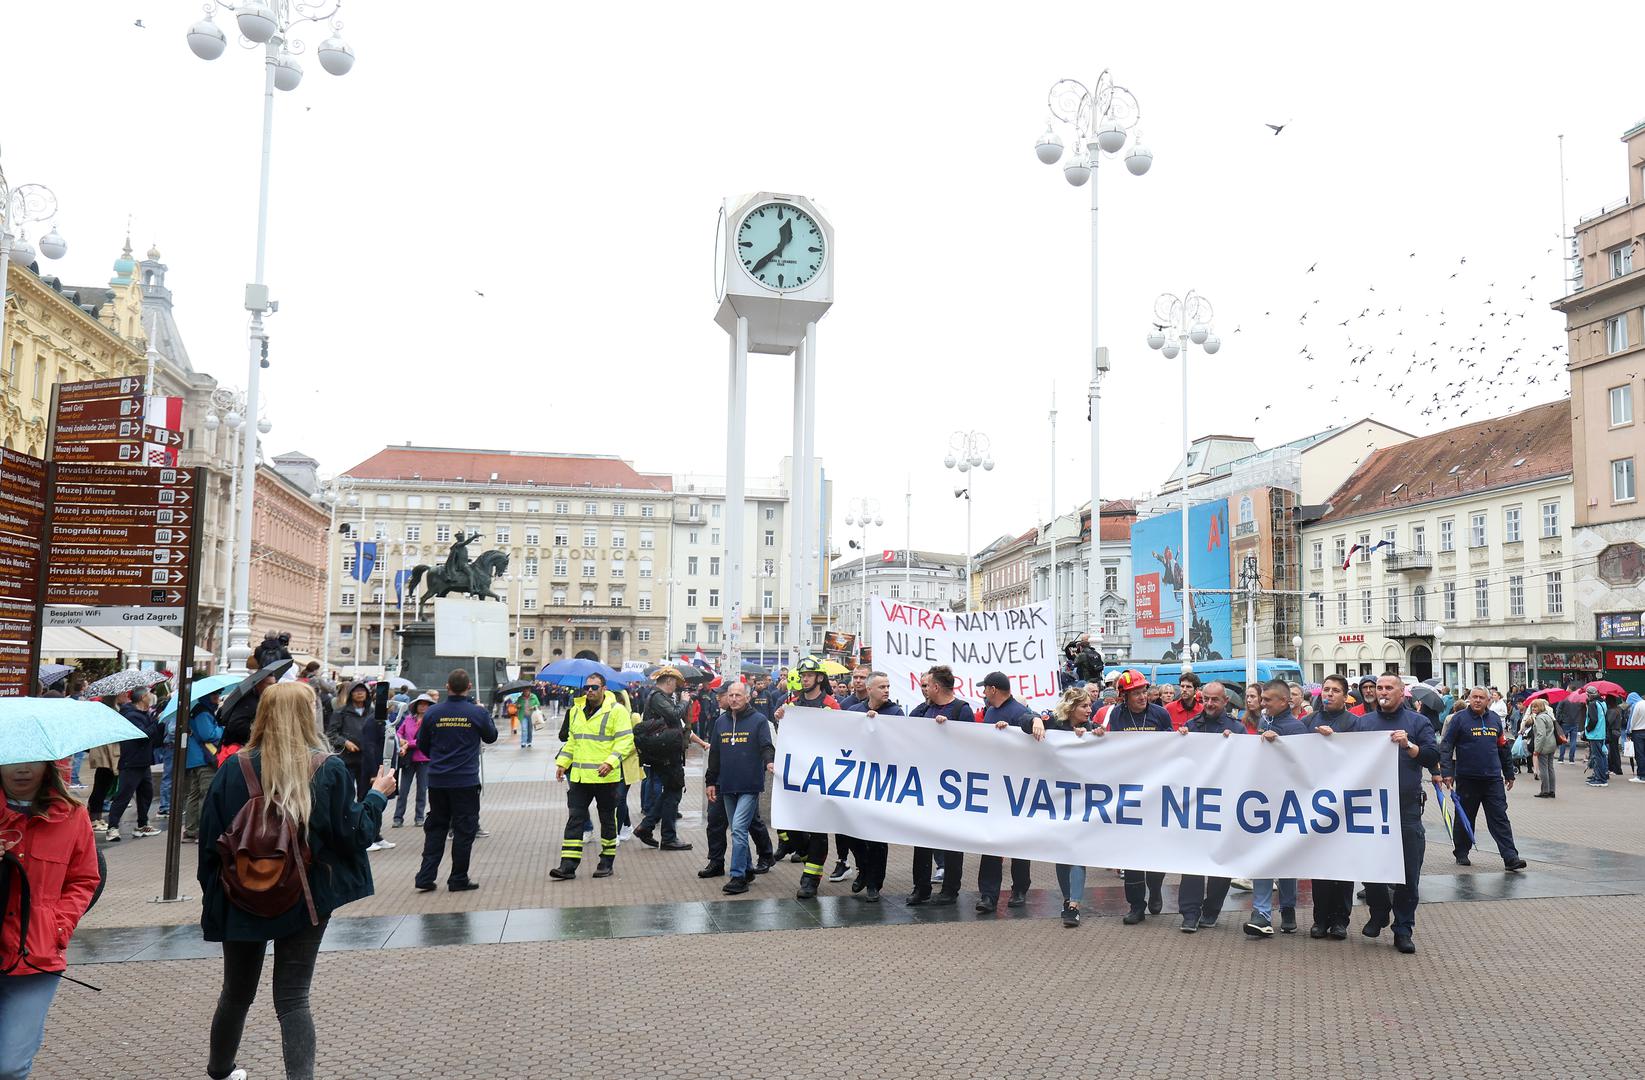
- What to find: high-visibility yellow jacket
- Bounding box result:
[555,694,634,784]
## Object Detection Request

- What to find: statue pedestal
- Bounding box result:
[397,621,507,699]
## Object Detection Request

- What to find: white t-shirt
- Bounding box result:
[1630,700,1645,733]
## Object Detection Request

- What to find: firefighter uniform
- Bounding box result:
[549,689,634,879]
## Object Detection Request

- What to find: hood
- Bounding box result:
[344,680,375,705]
[0,793,78,827]
[1628,693,1641,708]
[191,694,222,716]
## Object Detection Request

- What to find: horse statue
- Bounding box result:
[406,549,510,620]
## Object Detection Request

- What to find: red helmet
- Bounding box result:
[1114,669,1150,693]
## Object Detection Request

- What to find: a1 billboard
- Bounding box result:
[1129,499,1231,663]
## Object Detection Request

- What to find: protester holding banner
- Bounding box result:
[1176,681,1242,932]
[975,672,1036,914]
[773,658,844,894]
[905,665,974,907]
[1244,680,1312,938]
[843,673,903,901]
[1307,674,1357,939]
[1355,674,1441,954]
[1095,670,1172,924]
[1165,672,1204,730]
[1043,687,1097,927]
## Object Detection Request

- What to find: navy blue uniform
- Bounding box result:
[976,697,1037,905]
[1308,706,1358,933]
[905,697,977,901]
[1439,706,1520,866]
[1177,710,1243,928]
[1105,701,1172,916]
[1346,706,1440,938]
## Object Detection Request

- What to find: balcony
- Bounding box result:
[1383,619,1438,640]
[1383,551,1433,573]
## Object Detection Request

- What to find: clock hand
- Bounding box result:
[750,219,794,274]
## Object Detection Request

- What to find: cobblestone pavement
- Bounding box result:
[33,894,1645,1080]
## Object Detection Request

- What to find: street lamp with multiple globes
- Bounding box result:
[186,1,356,672]
[1034,72,1151,647]
[311,477,359,671]
[1146,291,1222,671]
[202,388,249,666]
[944,431,994,611]
[0,157,69,356]
[843,498,883,649]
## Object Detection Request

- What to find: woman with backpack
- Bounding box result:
[1,757,99,1079]
[198,682,395,1080]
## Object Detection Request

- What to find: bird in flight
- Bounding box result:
[1306,262,1318,273]
[133,18,146,28]
[474,290,485,297]
[1266,123,1286,135]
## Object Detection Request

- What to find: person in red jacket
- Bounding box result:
[1165,672,1205,730]
[1,758,100,1078]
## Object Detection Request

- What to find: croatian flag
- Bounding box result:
[1342,538,1395,570]
[144,395,182,466]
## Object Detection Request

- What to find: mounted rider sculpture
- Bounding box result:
[407,531,510,619]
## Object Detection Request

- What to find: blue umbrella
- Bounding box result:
[0,698,144,766]
[38,664,75,688]
[535,657,621,688]
[159,673,242,722]
[606,670,648,689]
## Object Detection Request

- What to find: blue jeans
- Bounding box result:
[1558,726,1580,760]
[158,747,174,812]
[1588,738,1609,783]
[723,792,759,878]
[1251,877,1298,918]
[394,761,428,824]
[70,750,85,785]
[1055,863,1087,905]
[519,711,533,747]
[1632,731,1645,779]
[0,972,61,1080]
[640,771,664,820]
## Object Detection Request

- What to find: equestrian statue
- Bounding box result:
[406,531,510,619]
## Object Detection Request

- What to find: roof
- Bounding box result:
[1313,400,1572,526]
[344,446,672,492]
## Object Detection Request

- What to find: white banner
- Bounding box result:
[770,708,1404,881]
[870,596,1059,711]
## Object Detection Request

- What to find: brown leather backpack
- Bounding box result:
[216,751,325,925]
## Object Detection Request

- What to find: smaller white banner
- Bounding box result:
[870,596,1059,711]
[43,606,183,627]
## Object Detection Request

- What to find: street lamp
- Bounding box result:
[312,477,359,672]
[1432,622,1447,686]
[1034,71,1150,649]
[0,158,69,356]
[843,498,883,651]
[203,389,248,666]
[1292,634,1304,671]
[1147,291,1222,672]
[944,431,994,611]
[186,1,357,672]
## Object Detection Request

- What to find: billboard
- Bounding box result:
[1129,499,1231,663]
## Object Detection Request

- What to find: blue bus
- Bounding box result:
[1100,659,1303,690]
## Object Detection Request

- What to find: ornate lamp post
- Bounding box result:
[843,497,883,649]
[944,431,995,611]
[0,157,69,358]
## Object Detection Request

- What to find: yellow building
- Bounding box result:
[1,241,147,455]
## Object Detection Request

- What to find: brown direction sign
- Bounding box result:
[50,503,191,527]
[54,417,147,442]
[56,376,144,404]
[54,440,148,464]
[51,522,191,547]
[48,544,189,568]
[0,449,46,697]
[54,395,146,425]
[42,583,186,607]
[54,482,191,508]
[54,464,192,487]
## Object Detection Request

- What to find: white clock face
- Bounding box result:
[736,202,825,291]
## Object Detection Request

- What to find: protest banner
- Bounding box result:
[870,596,1058,711]
[769,707,1404,881]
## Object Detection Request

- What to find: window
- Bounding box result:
[584,502,599,515]
[708,588,720,608]
[466,499,481,512]
[552,557,568,576]
[762,589,774,611]
[1381,527,1396,552]
[342,554,356,575]
[405,523,422,542]
[525,528,540,546]
[609,564,623,579]
[637,629,651,642]
[1411,524,1426,553]
[638,594,652,612]
[687,589,698,608]
[1474,578,1489,619]
[765,506,776,521]
[495,526,511,544]
[687,556,699,575]
[1503,507,1521,544]
[1337,592,1348,625]
[1357,533,1371,562]
[1508,574,1524,617]
[583,528,598,547]
[611,529,626,549]
[374,494,391,508]
[552,589,567,606]
[31,361,44,401]
[1361,590,1373,623]
[640,504,655,518]
[639,530,654,550]
[1443,582,1456,621]
[523,556,538,578]
[763,529,775,547]
[339,623,353,636]
[688,531,699,545]
[1614,457,1637,502]
[1314,593,1325,625]
[1237,496,1254,530]
[406,495,423,509]
[1333,536,1347,567]
[709,556,720,576]
[1104,566,1119,594]
[1311,541,1323,570]
[1540,501,1560,537]
[1387,586,1400,622]
[581,589,596,607]
[1611,244,1635,279]
[1468,513,1486,548]
[1439,519,1454,552]
[549,500,565,514]
[1412,585,1427,621]
[520,627,535,642]
[638,559,653,579]
[435,524,452,544]
[610,590,623,607]
[613,502,626,517]
[581,562,596,579]
[1606,315,1630,353]
[496,499,512,512]
[1104,610,1122,638]
[524,499,541,513]
[707,625,721,645]
[1546,570,1564,615]
[549,527,567,546]
[684,623,697,644]
[1612,385,1635,427]
[689,503,702,519]
[711,503,721,519]
[437,497,452,511]
[710,530,721,545]
[340,589,356,607]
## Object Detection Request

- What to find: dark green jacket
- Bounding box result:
[197,751,385,942]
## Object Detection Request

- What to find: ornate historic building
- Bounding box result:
[249,459,328,658]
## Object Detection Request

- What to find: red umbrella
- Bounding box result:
[1524,688,1569,704]
[1567,690,1588,706]
[1585,680,1624,697]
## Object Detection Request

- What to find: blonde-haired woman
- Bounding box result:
[1521,697,1559,799]
[198,682,396,1080]
[1046,687,1095,927]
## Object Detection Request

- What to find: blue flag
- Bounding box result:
[351,541,377,583]
[394,568,414,609]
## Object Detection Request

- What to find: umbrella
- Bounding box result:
[739,661,770,677]
[83,669,168,698]
[385,676,416,692]
[536,657,621,688]
[1409,684,1445,712]
[1421,676,1443,687]
[1585,680,1624,698]
[494,679,538,698]
[648,663,710,684]
[1524,688,1568,704]
[607,670,648,689]
[38,664,74,688]
[1567,690,1588,706]
[1431,779,1455,843]
[0,698,144,766]
[159,672,242,722]
[1450,790,1476,844]
[215,658,295,720]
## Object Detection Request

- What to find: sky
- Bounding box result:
[5,1,1642,562]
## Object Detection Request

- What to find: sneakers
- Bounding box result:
[1229,878,1252,892]
[722,876,750,895]
[1629,777,1645,784]
[391,820,404,828]
[227,1070,248,1080]
[90,820,107,833]
[1327,923,1349,940]
[1279,907,1298,934]
[1244,912,1274,937]
[1180,918,1198,934]
[105,828,121,842]
[133,825,161,838]
[1197,917,1219,929]
[367,840,387,852]
[414,817,425,827]
[828,860,851,882]
[1586,780,1609,787]
[617,826,635,842]
[931,867,945,883]
[1062,902,1082,928]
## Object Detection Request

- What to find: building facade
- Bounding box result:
[1553,118,1645,695]
[249,459,328,657]
[978,528,1035,611]
[830,548,967,645]
[1300,401,1575,690]
[1030,500,1137,658]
